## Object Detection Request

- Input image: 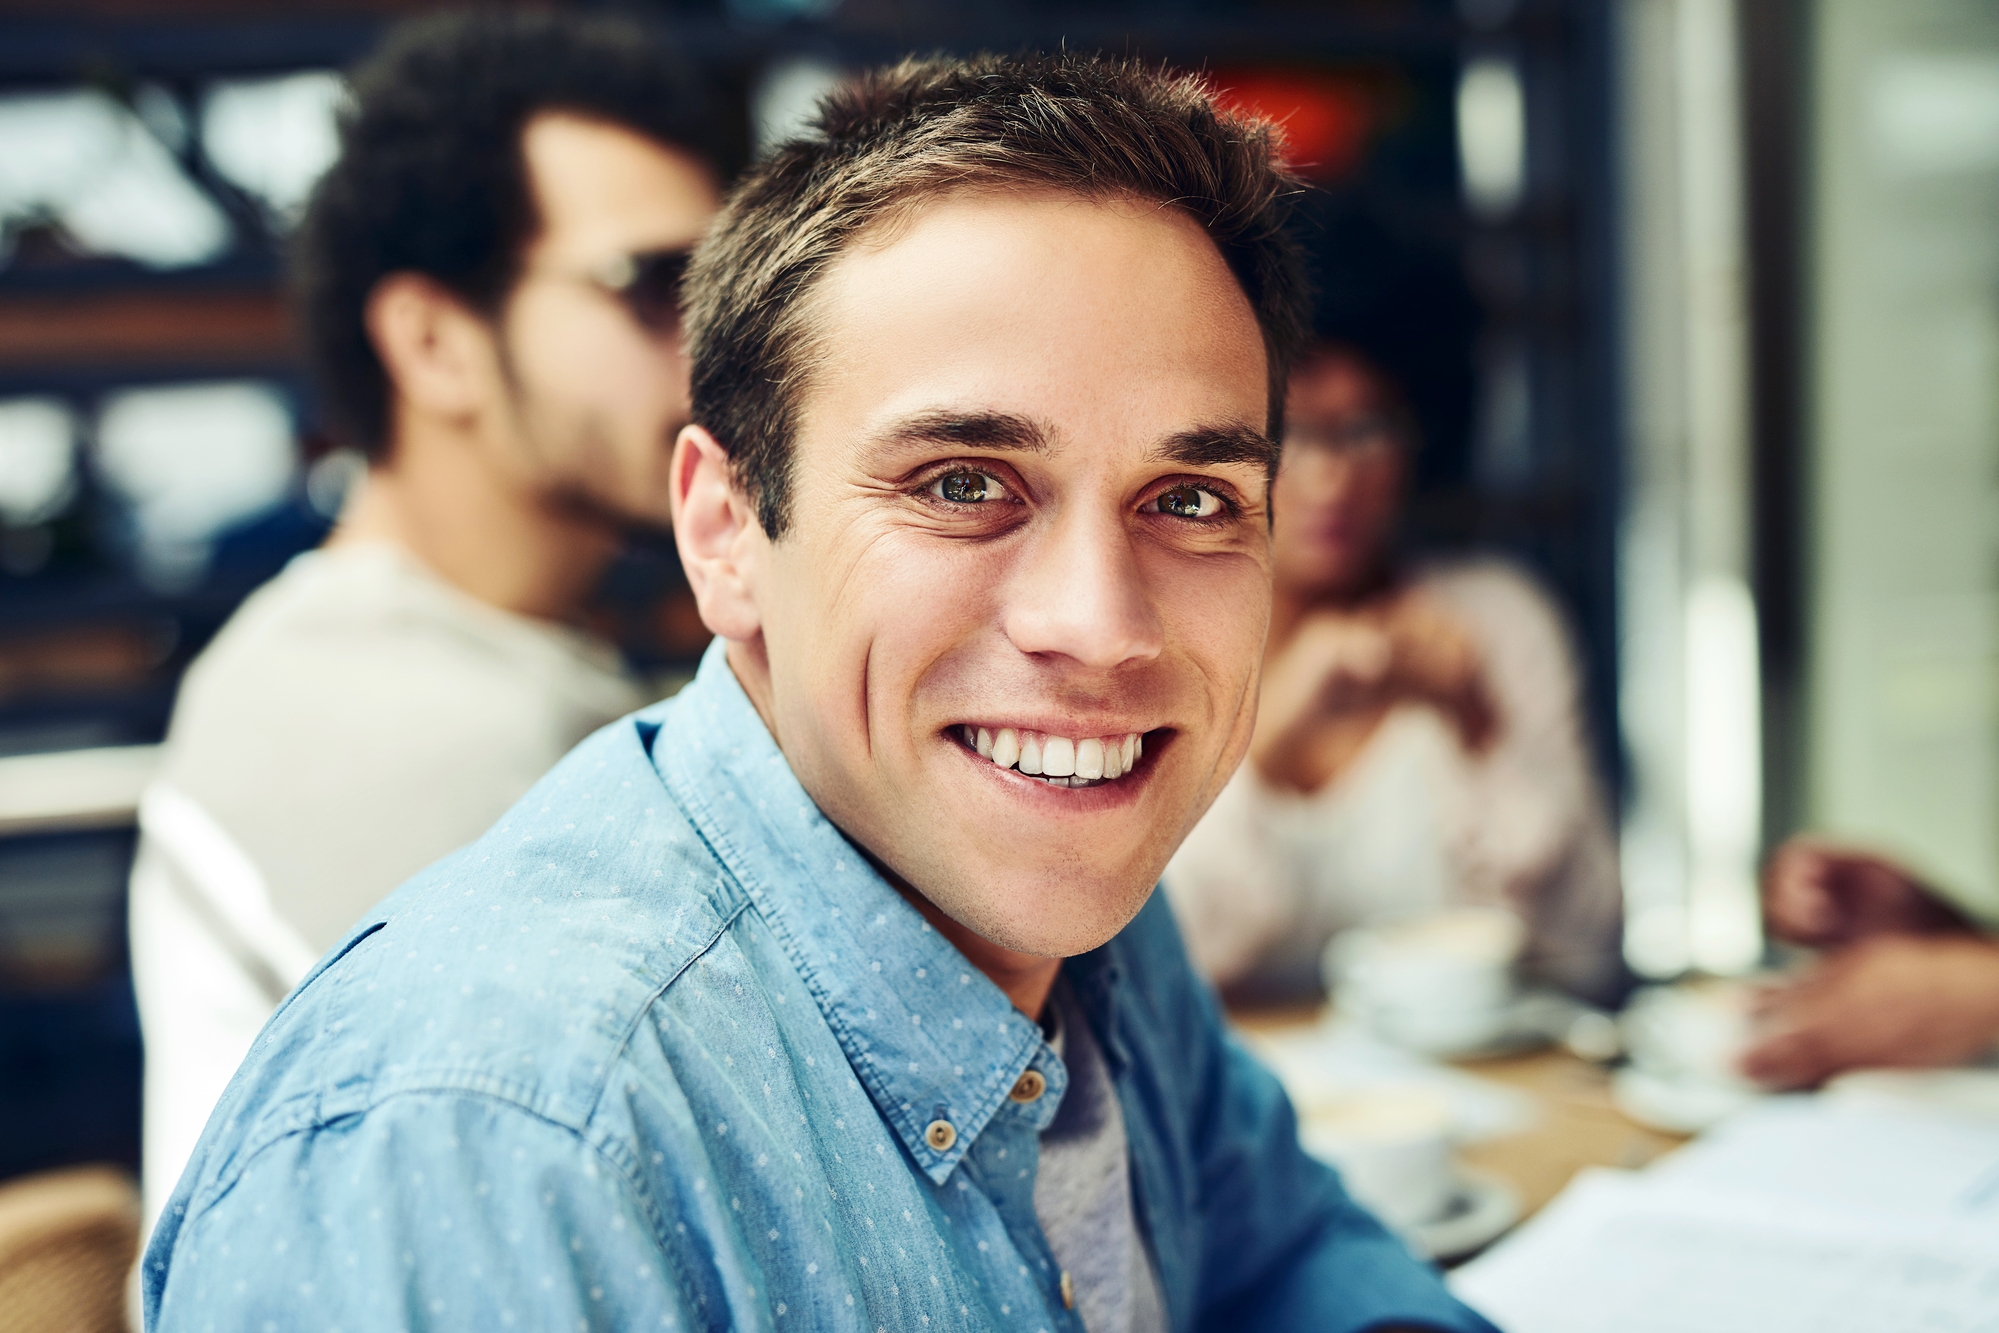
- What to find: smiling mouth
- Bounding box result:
[952,725,1150,789]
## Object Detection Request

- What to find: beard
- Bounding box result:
[494,332,682,544]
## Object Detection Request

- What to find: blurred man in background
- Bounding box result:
[1742,837,1999,1087]
[126,9,734,1235]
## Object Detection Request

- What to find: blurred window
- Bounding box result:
[1806,0,1999,914]
[1870,54,1999,175]
[93,382,297,591]
[1458,56,1525,218]
[201,72,345,226]
[0,398,77,527]
[0,90,230,269]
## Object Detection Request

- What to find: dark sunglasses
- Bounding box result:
[585,247,694,334]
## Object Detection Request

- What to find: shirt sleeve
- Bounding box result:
[148,1091,699,1333]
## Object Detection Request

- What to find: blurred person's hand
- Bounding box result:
[1738,935,1999,1089]
[1251,590,1495,791]
[1761,837,1970,947]
[1375,590,1497,752]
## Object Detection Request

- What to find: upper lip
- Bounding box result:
[945,718,1160,738]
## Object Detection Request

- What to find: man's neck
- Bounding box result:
[896,886,1064,1022]
[329,422,618,624]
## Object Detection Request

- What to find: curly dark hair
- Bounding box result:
[293,9,743,457]
[683,51,1309,540]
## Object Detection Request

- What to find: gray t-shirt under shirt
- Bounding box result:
[1034,983,1169,1333]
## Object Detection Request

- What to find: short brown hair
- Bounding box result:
[682,51,1309,538]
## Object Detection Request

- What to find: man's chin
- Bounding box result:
[936,874,1159,961]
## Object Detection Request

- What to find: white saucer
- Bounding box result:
[1350,989,1580,1062]
[1611,1066,1762,1134]
[1403,1170,1519,1261]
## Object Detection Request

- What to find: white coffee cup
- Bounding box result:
[1620,980,1759,1087]
[1612,979,1765,1132]
[1297,1087,1457,1231]
[1325,907,1527,1055]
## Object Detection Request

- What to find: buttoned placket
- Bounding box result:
[952,1031,1093,1333]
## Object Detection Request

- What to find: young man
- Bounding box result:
[143,54,1495,1333]
[127,10,732,1236]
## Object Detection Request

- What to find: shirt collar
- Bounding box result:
[654,639,1052,1184]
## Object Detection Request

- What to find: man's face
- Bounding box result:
[739,191,1274,958]
[497,113,720,531]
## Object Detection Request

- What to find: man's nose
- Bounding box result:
[1001,507,1164,669]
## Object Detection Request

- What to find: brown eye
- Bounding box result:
[931,471,999,503]
[1151,485,1223,519]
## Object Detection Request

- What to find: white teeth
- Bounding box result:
[1075,738,1104,780]
[963,726,1149,786]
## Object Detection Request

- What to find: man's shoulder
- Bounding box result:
[171,547,632,734]
[181,710,743,1181]
[156,549,644,880]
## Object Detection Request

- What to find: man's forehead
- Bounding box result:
[799,191,1268,461]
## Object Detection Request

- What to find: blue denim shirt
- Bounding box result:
[144,641,1495,1333]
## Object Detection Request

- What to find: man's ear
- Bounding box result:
[670,424,765,642]
[364,273,493,422]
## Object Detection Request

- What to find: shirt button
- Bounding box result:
[924,1119,957,1152]
[1009,1069,1047,1103]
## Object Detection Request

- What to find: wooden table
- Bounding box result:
[1230,1004,1687,1224]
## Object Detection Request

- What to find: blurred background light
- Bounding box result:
[304,447,365,520]
[0,90,230,269]
[1458,56,1526,218]
[201,71,346,225]
[1870,54,1999,176]
[751,55,847,155]
[1685,575,1764,973]
[93,382,296,592]
[1211,68,1378,182]
[0,398,78,529]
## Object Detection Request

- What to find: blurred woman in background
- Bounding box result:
[1165,342,1626,1004]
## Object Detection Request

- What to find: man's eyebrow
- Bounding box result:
[1153,423,1279,473]
[871,409,1052,455]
